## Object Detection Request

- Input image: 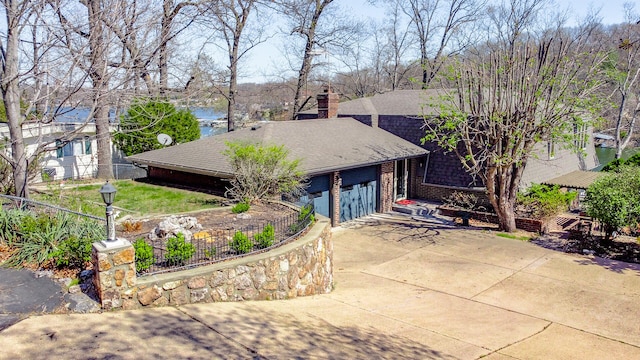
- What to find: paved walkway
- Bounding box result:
[0,268,68,331]
[1,213,640,359]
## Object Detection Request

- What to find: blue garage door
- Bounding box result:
[298,175,331,218]
[340,167,377,222]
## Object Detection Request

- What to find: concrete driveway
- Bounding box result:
[1,213,639,359]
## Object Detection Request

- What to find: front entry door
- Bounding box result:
[394,159,407,201]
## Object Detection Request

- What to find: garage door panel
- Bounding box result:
[340,180,376,222]
[299,175,331,218]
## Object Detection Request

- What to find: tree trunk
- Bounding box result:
[87,0,113,179]
[292,36,314,119]
[159,0,172,95]
[486,164,521,232]
[614,91,627,159]
[495,198,517,232]
[95,104,113,179]
[227,35,239,132]
[2,0,30,198]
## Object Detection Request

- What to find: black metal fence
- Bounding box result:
[136,202,315,276]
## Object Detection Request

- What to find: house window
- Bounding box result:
[83,137,92,155]
[421,154,431,184]
[573,122,588,150]
[56,137,93,158]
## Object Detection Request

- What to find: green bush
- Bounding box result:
[49,216,103,268]
[517,184,577,220]
[0,208,28,246]
[232,202,250,214]
[50,235,92,268]
[602,153,640,172]
[229,230,253,254]
[585,166,640,240]
[165,233,196,266]
[224,141,308,203]
[298,204,315,224]
[5,212,70,267]
[114,99,200,156]
[254,224,275,249]
[287,204,316,235]
[133,238,155,272]
[204,247,217,259]
[2,209,102,269]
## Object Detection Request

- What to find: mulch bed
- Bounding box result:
[117,202,301,272]
[118,202,296,240]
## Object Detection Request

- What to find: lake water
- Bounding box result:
[55,106,227,138]
[594,146,640,170]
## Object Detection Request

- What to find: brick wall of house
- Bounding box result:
[379,162,394,213]
[378,115,480,188]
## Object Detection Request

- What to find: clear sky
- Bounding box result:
[232,0,632,83]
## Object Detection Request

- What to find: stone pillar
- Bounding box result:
[379,162,395,213]
[92,240,137,310]
[330,171,342,227]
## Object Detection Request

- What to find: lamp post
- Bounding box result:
[99,181,118,246]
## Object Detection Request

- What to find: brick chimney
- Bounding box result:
[317,86,339,119]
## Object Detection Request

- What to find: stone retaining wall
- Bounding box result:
[92,218,333,310]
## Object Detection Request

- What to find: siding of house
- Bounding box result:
[521,139,598,189]
[301,90,599,205]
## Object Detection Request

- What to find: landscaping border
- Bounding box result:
[92,217,333,310]
[438,206,543,233]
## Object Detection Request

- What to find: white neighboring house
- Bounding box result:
[1,121,104,182]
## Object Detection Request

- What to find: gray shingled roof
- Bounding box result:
[127,118,428,177]
[300,89,448,117]
[541,170,604,189]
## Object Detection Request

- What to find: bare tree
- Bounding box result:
[277,0,333,119]
[274,0,361,119]
[376,0,482,89]
[203,0,265,131]
[1,0,93,196]
[382,0,414,90]
[51,0,160,178]
[604,5,640,159]
[159,0,199,94]
[85,0,114,178]
[1,0,34,197]
[423,2,606,231]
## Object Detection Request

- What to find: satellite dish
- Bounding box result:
[157,133,173,146]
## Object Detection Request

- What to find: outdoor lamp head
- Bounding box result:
[99,181,117,205]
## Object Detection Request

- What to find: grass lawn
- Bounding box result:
[33,179,222,218]
[496,232,532,241]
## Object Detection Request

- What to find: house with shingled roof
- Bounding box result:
[127,117,428,226]
[299,89,599,203]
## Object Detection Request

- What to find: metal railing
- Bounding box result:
[39,163,146,182]
[136,202,315,276]
[0,193,105,222]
